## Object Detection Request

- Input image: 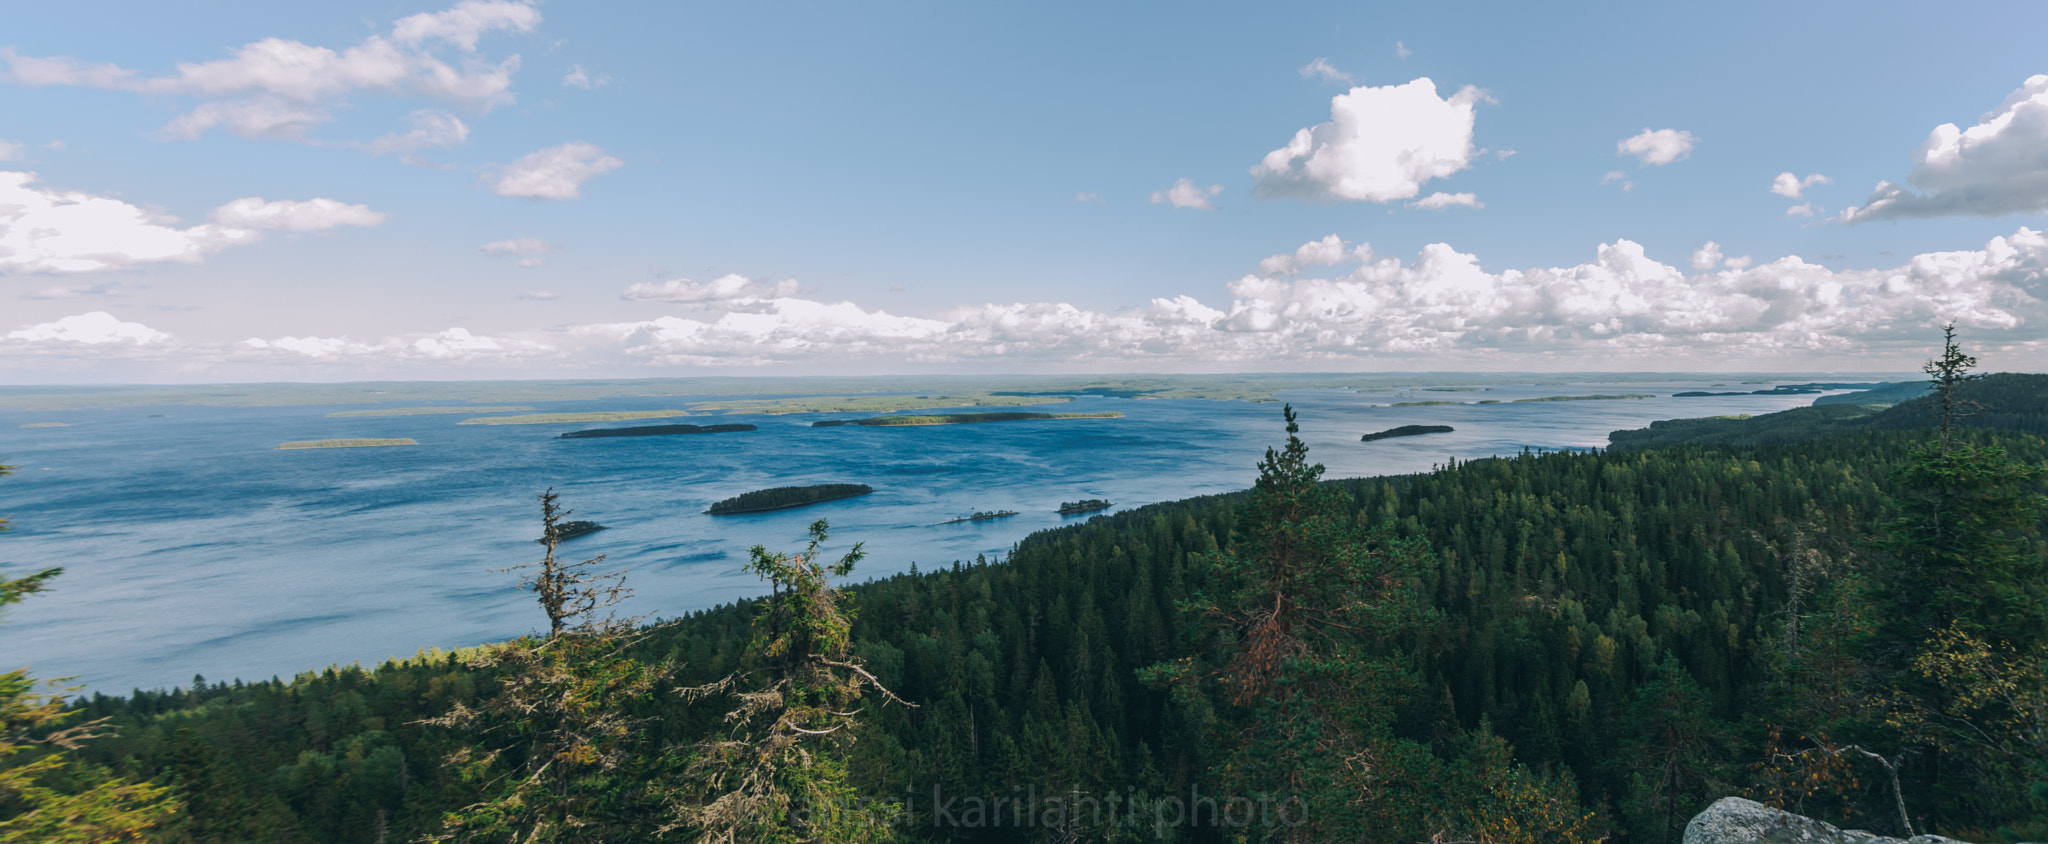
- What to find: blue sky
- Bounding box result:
[3,0,2046,381]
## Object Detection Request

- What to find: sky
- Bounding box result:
[2,0,2046,382]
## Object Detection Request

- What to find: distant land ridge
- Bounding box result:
[559,423,757,439]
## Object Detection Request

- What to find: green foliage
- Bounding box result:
[706,485,875,516]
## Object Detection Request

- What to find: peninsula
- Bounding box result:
[705,483,874,515]
[812,411,1122,427]
[559,423,757,439]
[1361,424,1454,442]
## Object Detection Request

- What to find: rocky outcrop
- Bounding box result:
[1681,797,1989,844]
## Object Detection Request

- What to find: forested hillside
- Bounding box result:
[1608,373,2048,450]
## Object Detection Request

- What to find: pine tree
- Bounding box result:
[673,519,912,844]
[424,489,677,843]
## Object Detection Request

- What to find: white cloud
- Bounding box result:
[1617,128,1695,166]
[1252,77,1485,203]
[391,0,540,52]
[1395,41,1412,60]
[1601,170,1634,191]
[0,140,21,160]
[8,311,168,345]
[1073,191,1103,203]
[492,141,624,199]
[577,299,951,365]
[1408,192,1483,210]
[1258,234,1358,275]
[0,171,255,273]
[1,1,535,144]
[1786,203,1816,218]
[1843,75,2048,222]
[362,109,468,155]
[240,325,545,362]
[21,282,117,300]
[1298,58,1353,84]
[209,197,387,231]
[0,171,384,274]
[622,273,800,303]
[1691,242,1724,270]
[1150,178,1222,210]
[517,290,560,300]
[1770,171,1830,199]
[562,64,607,89]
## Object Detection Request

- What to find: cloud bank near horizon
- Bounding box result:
[9,227,2045,376]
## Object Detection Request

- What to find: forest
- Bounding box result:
[4,343,2045,843]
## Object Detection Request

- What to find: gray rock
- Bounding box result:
[1680,797,1987,844]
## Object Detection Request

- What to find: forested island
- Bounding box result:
[558,423,757,439]
[1057,498,1113,515]
[1511,393,1654,402]
[936,510,1018,525]
[10,340,2045,844]
[535,520,605,543]
[703,483,874,514]
[275,438,418,449]
[458,410,694,425]
[812,411,1122,427]
[1361,424,1454,442]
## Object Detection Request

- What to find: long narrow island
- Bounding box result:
[559,423,757,439]
[1058,499,1113,516]
[813,411,1122,427]
[705,483,874,515]
[1361,424,1454,442]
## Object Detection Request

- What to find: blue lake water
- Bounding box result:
[1,382,1843,692]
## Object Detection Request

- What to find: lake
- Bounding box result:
[1,381,1848,692]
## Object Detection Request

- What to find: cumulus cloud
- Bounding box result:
[1252,77,1485,203]
[19,229,2048,373]
[1298,58,1353,84]
[1787,203,1816,218]
[1843,75,2048,222]
[0,171,382,273]
[1408,192,1482,210]
[1,1,536,145]
[8,311,169,344]
[492,141,624,199]
[621,273,800,303]
[239,325,545,362]
[1394,42,1412,60]
[1771,171,1830,199]
[1617,128,1695,166]
[1151,178,1222,210]
[209,197,387,231]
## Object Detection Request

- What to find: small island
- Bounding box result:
[1511,394,1655,402]
[277,438,419,450]
[537,520,606,544]
[560,423,757,439]
[1361,424,1454,442]
[19,422,69,428]
[1388,400,1463,407]
[813,411,1122,427]
[937,510,1019,525]
[1673,391,1750,397]
[1058,499,1113,516]
[706,483,874,515]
